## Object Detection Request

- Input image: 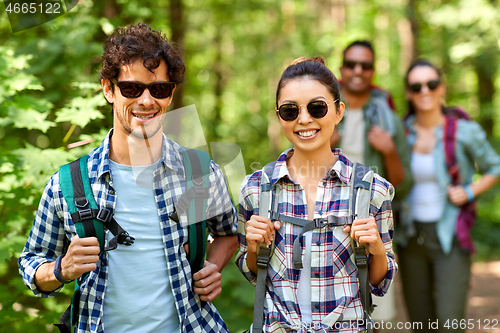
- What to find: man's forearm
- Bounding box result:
[383,148,405,187]
[34,261,63,293]
[206,235,238,272]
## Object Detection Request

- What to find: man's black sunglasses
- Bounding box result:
[276,100,338,122]
[408,80,441,93]
[111,79,176,99]
[343,60,374,71]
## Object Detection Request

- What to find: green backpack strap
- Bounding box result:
[170,147,211,273]
[57,156,105,330]
[59,156,105,251]
[349,162,375,332]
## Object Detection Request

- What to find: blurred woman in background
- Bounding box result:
[399,59,500,332]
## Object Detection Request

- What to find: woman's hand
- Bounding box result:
[447,185,470,206]
[245,215,281,254]
[343,217,385,256]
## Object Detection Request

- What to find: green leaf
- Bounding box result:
[6,72,43,93]
[12,144,76,185]
[8,108,55,133]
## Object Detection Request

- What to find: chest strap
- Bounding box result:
[268,210,357,269]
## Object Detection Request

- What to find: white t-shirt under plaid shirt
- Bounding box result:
[19,130,237,333]
[236,149,397,333]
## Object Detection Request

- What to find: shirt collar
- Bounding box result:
[94,129,184,179]
[270,148,353,187]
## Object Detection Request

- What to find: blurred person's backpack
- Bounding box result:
[442,106,477,253]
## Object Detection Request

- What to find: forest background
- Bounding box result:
[1,0,500,332]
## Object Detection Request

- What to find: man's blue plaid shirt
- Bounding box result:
[19,131,237,333]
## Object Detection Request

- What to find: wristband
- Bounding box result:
[464,185,475,203]
[54,254,73,284]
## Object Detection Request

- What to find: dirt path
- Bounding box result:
[386,261,500,332]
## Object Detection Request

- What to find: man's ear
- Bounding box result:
[102,79,115,104]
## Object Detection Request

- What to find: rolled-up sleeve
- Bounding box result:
[368,176,398,296]
[206,161,238,237]
[235,174,259,285]
[18,174,67,297]
[465,121,500,177]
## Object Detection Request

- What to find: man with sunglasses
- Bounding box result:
[19,24,238,333]
[331,40,412,326]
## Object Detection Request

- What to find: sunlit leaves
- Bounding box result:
[56,95,106,128]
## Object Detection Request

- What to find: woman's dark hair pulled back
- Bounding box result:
[276,56,341,109]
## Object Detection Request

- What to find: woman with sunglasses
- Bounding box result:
[236,57,397,332]
[399,59,500,332]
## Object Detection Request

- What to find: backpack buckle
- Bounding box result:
[192,176,204,186]
[354,246,368,268]
[78,208,92,221]
[75,198,89,209]
[96,209,112,223]
[193,186,209,197]
[118,232,135,246]
[256,246,271,269]
[313,218,325,228]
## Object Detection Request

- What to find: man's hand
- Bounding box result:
[60,235,100,281]
[368,126,396,156]
[193,261,222,302]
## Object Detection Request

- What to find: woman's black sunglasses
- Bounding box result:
[276,100,338,122]
[111,79,176,99]
[408,80,441,93]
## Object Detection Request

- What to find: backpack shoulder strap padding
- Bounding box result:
[174,146,211,273]
[349,162,375,323]
[252,161,277,333]
[59,156,105,252]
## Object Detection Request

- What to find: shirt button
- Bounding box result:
[96,296,101,301]
[314,273,320,278]
[323,182,327,186]
[108,189,114,195]
[316,241,321,246]
[318,211,322,215]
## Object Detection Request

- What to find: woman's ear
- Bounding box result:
[334,101,345,125]
[102,79,115,104]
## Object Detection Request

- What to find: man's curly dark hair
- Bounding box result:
[99,23,185,87]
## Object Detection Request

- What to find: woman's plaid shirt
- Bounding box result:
[18,132,237,333]
[236,149,397,333]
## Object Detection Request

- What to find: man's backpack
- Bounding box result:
[54,146,211,333]
[250,162,375,333]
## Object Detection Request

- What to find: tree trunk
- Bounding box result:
[169,0,185,111]
[407,0,420,60]
[474,51,497,136]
